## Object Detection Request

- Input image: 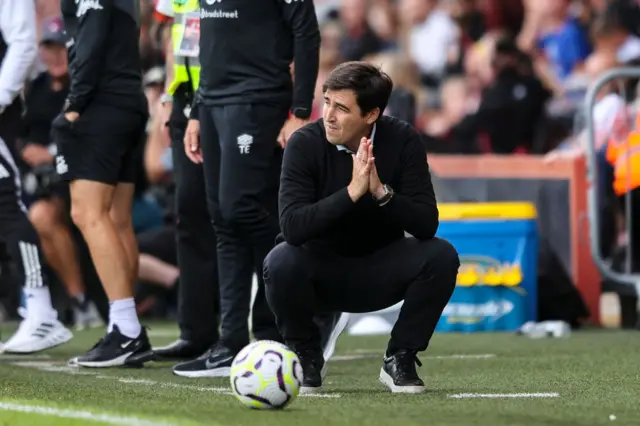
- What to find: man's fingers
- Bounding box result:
[186,148,202,164]
[362,157,374,172]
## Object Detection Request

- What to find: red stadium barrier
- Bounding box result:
[429,154,601,326]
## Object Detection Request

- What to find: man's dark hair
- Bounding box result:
[323,61,394,117]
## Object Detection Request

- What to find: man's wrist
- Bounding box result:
[63,97,81,114]
[161,93,173,106]
[347,184,364,202]
[292,107,311,120]
[372,184,387,200]
[373,184,394,206]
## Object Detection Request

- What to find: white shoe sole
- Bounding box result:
[300,385,322,395]
[2,327,73,354]
[323,313,350,362]
[173,366,231,378]
[73,352,135,368]
[379,368,426,394]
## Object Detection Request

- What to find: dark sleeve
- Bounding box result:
[65,0,112,113]
[277,0,320,113]
[381,128,439,239]
[189,89,200,120]
[279,132,356,246]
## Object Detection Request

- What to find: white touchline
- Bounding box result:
[0,402,178,426]
[448,393,560,399]
[346,349,497,360]
[11,362,342,399]
[0,354,51,361]
[429,354,496,360]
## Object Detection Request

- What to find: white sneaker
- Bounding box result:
[74,301,104,331]
[1,308,73,354]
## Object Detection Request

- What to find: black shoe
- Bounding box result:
[72,325,151,368]
[295,348,324,394]
[379,350,425,393]
[128,339,213,364]
[172,342,236,378]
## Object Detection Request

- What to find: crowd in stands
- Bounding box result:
[3,0,638,325]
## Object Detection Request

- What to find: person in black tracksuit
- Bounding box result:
[173,0,348,378]
[53,0,152,367]
[151,84,220,360]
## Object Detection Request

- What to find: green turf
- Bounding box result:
[0,323,639,426]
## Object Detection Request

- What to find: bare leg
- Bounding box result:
[109,183,138,290]
[139,253,179,288]
[69,180,131,301]
[29,198,85,298]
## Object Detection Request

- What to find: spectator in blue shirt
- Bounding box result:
[538,17,592,81]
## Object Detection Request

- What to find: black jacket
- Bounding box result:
[197,0,320,114]
[279,116,438,256]
[60,0,146,113]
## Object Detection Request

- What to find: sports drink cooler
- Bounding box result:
[434,202,538,332]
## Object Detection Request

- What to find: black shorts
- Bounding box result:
[51,102,147,185]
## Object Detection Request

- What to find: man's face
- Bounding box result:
[322,89,377,146]
[340,0,366,29]
[40,43,68,78]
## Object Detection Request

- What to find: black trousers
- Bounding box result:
[199,103,287,350]
[170,96,219,344]
[263,237,459,354]
[0,136,49,291]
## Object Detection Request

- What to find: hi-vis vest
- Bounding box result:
[167,0,200,96]
[606,112,640,196]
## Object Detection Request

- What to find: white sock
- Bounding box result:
[108,298,141,338]
[23,287,55,319]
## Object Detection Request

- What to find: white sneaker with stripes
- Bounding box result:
[1,308,73,354]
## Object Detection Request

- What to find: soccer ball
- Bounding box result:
[230,340,303,409]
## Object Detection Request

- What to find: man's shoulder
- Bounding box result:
[377,115,419,143]
[287,119,326,150]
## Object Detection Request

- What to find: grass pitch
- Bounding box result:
[0,323,639,426]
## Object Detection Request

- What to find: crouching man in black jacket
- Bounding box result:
[263,61,460,395]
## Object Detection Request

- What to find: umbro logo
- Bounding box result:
[237,134,253,154]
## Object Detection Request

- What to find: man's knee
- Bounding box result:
[109,206,133,234]
[29,200,62,238]
[109,183,136,233]
[218,196,257,227]
[423,238,460,281]
[69,180,113,230]
[263,242,306,289]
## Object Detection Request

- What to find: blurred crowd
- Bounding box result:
[13,0,640,322]
[32,0,640,156]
